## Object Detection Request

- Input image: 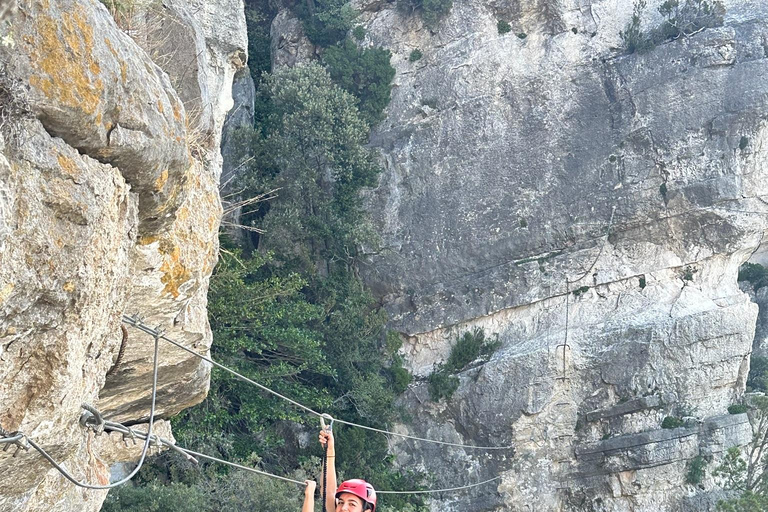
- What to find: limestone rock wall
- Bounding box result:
[320,0,768,510]
[0,0,245,510]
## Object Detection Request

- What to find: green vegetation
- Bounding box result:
[687,455,708,485]
[748,355,768,393]
[740,136,750,150]
[323,38,396,126]
[497,20,512,35]
[639,275,647,289]
[738,263,768,292]
[397,0,453,29]
[409,48,423,62]
[620,0,725,54]
[352,25,366,40]
[729,404,749,415]
[427,329,500,402]
[104,470,306,512]
[517,32,527,39]
[661,416,684,429]
[106,19,419,508]
[681,265,697,282]
[660,182,668,200]
[717,491,768,512]
[572,286,590,297]
[714,396,768,510]
[244,1,276,88]
[295,0,358,47]
[427,368,460,402]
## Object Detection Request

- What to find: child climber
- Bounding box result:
[302,429,378,512]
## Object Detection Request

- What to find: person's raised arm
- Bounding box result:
[319,430,337,512]
[302,480,316,512]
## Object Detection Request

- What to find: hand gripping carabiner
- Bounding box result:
[320,413,334,432]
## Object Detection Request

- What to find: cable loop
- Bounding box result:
[80,403,105,435]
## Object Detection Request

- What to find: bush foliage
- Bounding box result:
[323,38,396,126]
[107,20,420,511]
[295,0,357,47]
[397,0,452,29]
[739,263,768,292]
[428,328,500,402]
[620,0,725,54]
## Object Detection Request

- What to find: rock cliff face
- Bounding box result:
[325,0,766,510]
[0,0,245,510]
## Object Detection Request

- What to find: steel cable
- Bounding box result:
[86,416,503,495]
[122,315,514,451]
[19,329,161,489]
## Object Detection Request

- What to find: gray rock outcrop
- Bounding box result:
[311,0,768,509]
[0,0,245,510]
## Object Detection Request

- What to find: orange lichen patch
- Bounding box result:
[176,205,190,223]
[172,100,182,122]
[56,153,81,180]
[28,9,104,117]
[0,283,14,304]
[55,238,64,248]
[138,235,160,245]
[157,100,164,114]
[159,246,191,298]
[120,61,127,83]
[154,168,169,191]
[63,281,75,292]
[104,37,117,57]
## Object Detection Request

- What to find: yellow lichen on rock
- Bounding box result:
[159,246,191,298]
[154,169,169,192]
[56,153,81,180]
[27,8,104,117]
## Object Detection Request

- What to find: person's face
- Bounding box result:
[335,492,365,512]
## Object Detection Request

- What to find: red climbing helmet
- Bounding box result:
[335,479,377,511]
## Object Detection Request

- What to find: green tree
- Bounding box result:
[255,63,381,267]
[715,396,768,509]
[295,0,357,47]
[398,0,453,29]
[173,249,334,457]
[106,59,424,512]
[244,0,276,87]
[323,38,396,126]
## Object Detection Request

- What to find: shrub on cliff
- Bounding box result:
[323,38,396,126]
[294,0,357,47]
[428,328,500,402]
[714,396,768,510]
[620,0,725,54]
[747,356,768,393]
[397,0,452,29]
[244,0,275,87]
[739,263,768,292]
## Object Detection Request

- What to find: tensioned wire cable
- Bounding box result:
[81,417,502,494]
[376,476,502,494]
[123,315,514,451]
[21,328,161,489]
